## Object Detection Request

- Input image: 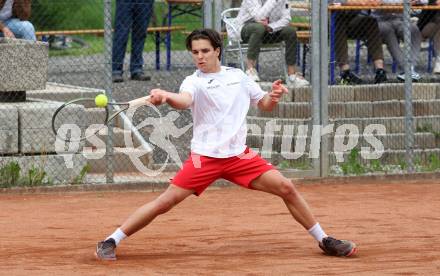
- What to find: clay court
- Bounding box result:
[1,178,439,275]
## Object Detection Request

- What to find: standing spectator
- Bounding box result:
[112,0,154,83]
[230,0,310,87]
[373,2,422,81]
[331,0,388,84]
[0,0,35,41]
[418,0,440,74]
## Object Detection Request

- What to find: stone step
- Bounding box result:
[149,161,317,178]
[84,107,122,127]
[85,147,153,173]
[247,132,438,153]
[259,82,440,103]
[84,127,142,148]
[258,148,440,167]
[28,82,104,107]
[247,115,440,134]
[151,163,182,172]
[248,100,440,119]
[331,115,440,134]
[329,148,440,165]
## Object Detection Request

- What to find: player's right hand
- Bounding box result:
[149,89,168,105]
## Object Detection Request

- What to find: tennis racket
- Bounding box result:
[52,95,151,142]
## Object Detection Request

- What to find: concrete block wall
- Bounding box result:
[0,105,19,153]
[248,82,440,167]
[0,38,48,91]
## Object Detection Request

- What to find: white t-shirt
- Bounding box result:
[179,66,267,158]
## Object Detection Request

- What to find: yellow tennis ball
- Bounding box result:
[95,94,108,107]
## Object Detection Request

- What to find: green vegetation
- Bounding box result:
[340,148,366,175]
[71,164,91,184]
[334,149,440,175]
[416,123,440,139]
[0,161,52,188]
[278,159,312,170]
[0,161,92,188]
[31,1,202,57]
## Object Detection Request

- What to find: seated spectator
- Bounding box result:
[418,0,440,74]
[223,0,241,9]
[331,0,387,84]
[372,2,422,81]
[0,0,36,41]
[230,0,309,87]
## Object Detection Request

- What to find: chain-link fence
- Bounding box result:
[1,0,440,189]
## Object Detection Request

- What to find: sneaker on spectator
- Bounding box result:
[131,72,151,81]
[434,57,440,74]
[374,68,388,84]
[397,66,421,82]
[287,73,310,87]
[112,74,123,83]
[246,68,260,82]
[339,70,363,85]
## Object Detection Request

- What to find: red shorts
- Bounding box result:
[171,147,275,196]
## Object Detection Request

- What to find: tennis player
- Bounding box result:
[95,29,357,260]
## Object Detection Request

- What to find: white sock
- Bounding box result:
[106,228,127,246]
[308,223,328,242]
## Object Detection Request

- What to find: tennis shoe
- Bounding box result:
[433,57,440,74]
[397,66,421,82]
[287,73,310,87]
[339,70,363,85]
[319,236,357,257]
[95,238,117,261]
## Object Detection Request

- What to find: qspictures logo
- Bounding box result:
[55,105,386,176]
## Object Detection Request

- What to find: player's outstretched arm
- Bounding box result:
[149,89,192,110]
[257,79,288,112]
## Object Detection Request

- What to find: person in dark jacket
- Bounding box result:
[0,0,35,40]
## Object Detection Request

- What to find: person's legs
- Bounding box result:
[250,169,357,256]
[334,12,352,69]
[264,26,297,73]
[241,22,266,71]
[96,184,194,260]
[120,184,194,236]
[130,0,154,75]
[434,28,440,73]
[378,20,403,70]
[394,21,422,80]
[348,14,384,69]
[112,0,132,76]
[349,14,387,83]
[250,170,317,230]
[4,18,35,41]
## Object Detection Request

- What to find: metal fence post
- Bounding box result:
[320,0,329,177]
[214,0,222,32]
[311,0,322,177]
[204,0,213,29]
[104,0,114,183]
[403,0,415,172]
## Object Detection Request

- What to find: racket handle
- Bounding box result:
[128,95,151,108]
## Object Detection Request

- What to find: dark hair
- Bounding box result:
[185,29,222,60]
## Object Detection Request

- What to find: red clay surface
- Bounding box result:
[1,179,439,275]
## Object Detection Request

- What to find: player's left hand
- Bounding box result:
[149,89,168,105]
[269,79,288,103]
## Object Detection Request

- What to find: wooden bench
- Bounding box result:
[290,22,311,30]
[36,25,186,70]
